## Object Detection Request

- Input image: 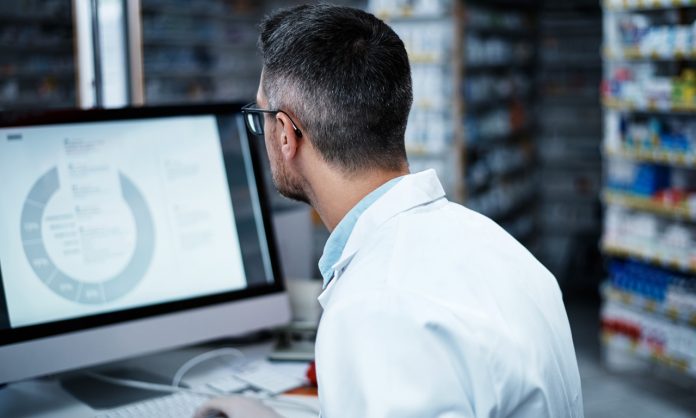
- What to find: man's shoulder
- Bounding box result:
[382,198,516,253]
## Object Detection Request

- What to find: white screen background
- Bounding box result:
[0,116,246,327]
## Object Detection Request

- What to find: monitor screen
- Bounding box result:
[0,104,290,383]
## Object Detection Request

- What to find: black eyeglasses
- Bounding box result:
[241,102,303,138]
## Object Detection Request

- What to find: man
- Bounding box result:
[196,4,583,418]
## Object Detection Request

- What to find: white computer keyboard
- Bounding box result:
[94,392,208,418]
[94,391,319,418]
[93,361,308,417]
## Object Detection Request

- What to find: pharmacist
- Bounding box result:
[195,4,583,418]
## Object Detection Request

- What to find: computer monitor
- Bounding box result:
[0,103,291,384]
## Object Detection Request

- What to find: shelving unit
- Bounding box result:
[604,144,696,165]
[601,0,696,379]
[602,243,696,273]
[533,0,603,283]
[604,97,696,113]
[370,1,538,241]
[140,0,263,105]
[604,0,696,12]
[466,4,538,243]
[0,1,77,110]
[602,188,695,219]
[367,1,539,245]
[605,46,696,60]
[601,258,696,378]
[369,0,463,201]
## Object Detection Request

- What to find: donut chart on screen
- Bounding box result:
[20,167,155,304]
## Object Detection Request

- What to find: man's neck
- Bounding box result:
[308,167,408,232]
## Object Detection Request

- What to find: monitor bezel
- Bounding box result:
[0,103,287,347]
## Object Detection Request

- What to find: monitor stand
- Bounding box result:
[60,367,172,410]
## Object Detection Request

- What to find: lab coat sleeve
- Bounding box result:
[316,287,495,418]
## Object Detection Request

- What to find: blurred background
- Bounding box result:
[1,0,696,416]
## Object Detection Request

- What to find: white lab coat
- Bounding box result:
[315,169,583,418]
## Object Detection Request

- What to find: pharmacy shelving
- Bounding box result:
[603,98,696,113]
[604,145,696,166]
[604,46,696,60]
[140,0,367,107]
[602,282,696,326]
[603,0,696,12]
[461,2,538,244]
[601,0,696,380]
[602,320,696,377]
[140,0,263,105]
[534,0,603,283]
[602,188,695,220]
[368,0,539,223]
[601,258,696,377]
[602,243,696,274]
[0,1,77,110]
[368,0,463,201]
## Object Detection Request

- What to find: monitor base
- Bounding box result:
[61,368,172,410]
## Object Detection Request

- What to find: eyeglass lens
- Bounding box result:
[245,112,264,135]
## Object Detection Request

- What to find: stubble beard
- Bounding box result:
[271,151,310,205]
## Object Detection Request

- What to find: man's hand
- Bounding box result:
[193,395,283,418]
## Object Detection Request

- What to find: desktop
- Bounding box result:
[0,103,292,387]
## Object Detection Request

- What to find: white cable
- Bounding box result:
[85,371,215,397]
[172,347,245,388]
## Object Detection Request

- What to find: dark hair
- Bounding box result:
[259,4,412,173]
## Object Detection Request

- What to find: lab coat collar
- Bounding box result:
[318,169,446,307]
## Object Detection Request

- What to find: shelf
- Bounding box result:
[141,3,258,23]
[466,61,535,71]
[468,163,535,196]
[145,69,259,79]
[601,242,696,275]
[492,192,537,222]
[466,94,533,112]
[539,60,603,69]
[603,145,696,167]
[1,69,75,80]
[603,98,696,114]
[602,283,696,327]
[405,146,449,158]
[468,125,534,150]
[376,13,450,23]
[407,53,448,65]
[0,41,72,53]
[0,11,72,26]
[603,0,696,11]
[0,97,74,109]
[602,189,694,220]
[538,96,600,106]
[465,25,534,38]
[602,330,696,378]
[604,46,696,61]
[143,37,256,51]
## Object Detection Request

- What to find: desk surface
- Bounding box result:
[0,342,318,418]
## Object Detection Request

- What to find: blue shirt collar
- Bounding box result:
[318,177,403,288]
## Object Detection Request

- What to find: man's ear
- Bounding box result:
[276,112,301,161]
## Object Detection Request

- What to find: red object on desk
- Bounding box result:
[285,361,319,397]
[306,360,317,387]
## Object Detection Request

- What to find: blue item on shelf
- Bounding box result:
[660,133,689,152]
[608,260,690,302]
[632,164,670,196]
